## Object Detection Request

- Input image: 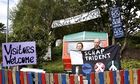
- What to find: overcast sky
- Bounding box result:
[0,0,18,27]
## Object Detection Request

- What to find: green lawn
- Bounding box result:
[43,59,67,73]
[43,58,140,73]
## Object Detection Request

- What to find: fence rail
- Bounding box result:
[0,69,140,84]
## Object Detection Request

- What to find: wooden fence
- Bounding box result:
[0,69,140,84]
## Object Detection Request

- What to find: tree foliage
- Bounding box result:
[10,0,140,67]
[0,23,6,62]
[0,22,6,32]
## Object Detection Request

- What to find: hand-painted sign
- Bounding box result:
[2,42,36,66]
[110,7,125,38]
[71,44,121,75]
[51,8,101,28]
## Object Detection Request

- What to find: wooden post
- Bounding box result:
[129,70,133,84]
[90,72,95,84]
[38,73,42,84]
[16,71,20,84]
[66,74,70,84]
[12,70,16,84]
[74,75,79,84]
[95,72,99,84]
[133,69,138,84]
[109,71,114,84]
[27,73,33,84]
[54,73,58,84]
[116,70,120,84]
[5,69,8,84]
[0,69,2,84]
[86,74,90,84]
[70,74,74,84]
[124,70,129,84]
[79,74,83,84]
[99,72,104,84]
[58,73,62,84]
[45,73,50,84]
[120,70,124,84]
[41,73,46,84]
[8,70,13,84]
[103,72,106,84]
[62,74,66,84]
[35,73,38,84]
[23,72,27,84]
[137,69,140,84]
[20,71,24,84]
[113,71,117,84]
[105,71,110,84]
[50,73,54,84]
[26,72,29,84]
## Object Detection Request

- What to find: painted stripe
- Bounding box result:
[70,74,74,84]
[120,70,124,84]
[2,69,5,84]
[124,70,129,84]
[0,69,2,84]
[90,72,95,84]
[8,70,13,84]
[129,70,133,84]
[5,69,8,84]
[113,71,117,84]
[35,73,38,84]
[16,71,20,84]
[41,73,46,84]
[38,73,42,84]
[20,71,24,84]
[109,71,114,84]
[26,72,29,84]
[79,74,83,84]
[86,74,90,84]
[105,71,110,84]
[62,74,66,84]
[137,69,140,84]
[45,73,49,84]
[23,72,27,84]
[27,73,33,84]
[54,74,58,84]
[12,70,16,84]
[99,72,104,84]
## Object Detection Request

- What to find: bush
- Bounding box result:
[51,43,62,61]
[121,58,140,70]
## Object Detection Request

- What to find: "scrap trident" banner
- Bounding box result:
[71,44,121,75]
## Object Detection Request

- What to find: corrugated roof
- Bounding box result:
[63,31,108,41]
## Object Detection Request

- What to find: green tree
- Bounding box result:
[0,22,6,32]
[0,23,6,62]
[10,0,56,68]
[10,0,140,64]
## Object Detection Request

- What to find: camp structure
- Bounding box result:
[62,31,109,71]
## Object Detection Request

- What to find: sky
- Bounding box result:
[0,0,19,27]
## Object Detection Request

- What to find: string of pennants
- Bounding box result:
[0,69,140,84]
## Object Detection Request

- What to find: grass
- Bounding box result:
[43,58,67,73]
[42,57,140,73]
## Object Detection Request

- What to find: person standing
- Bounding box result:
[76,42,83,51]
[93,38,101,49]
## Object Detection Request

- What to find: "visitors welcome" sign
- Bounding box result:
[2,42,36,66]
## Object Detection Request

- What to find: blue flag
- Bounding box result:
[110,7,125,38]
